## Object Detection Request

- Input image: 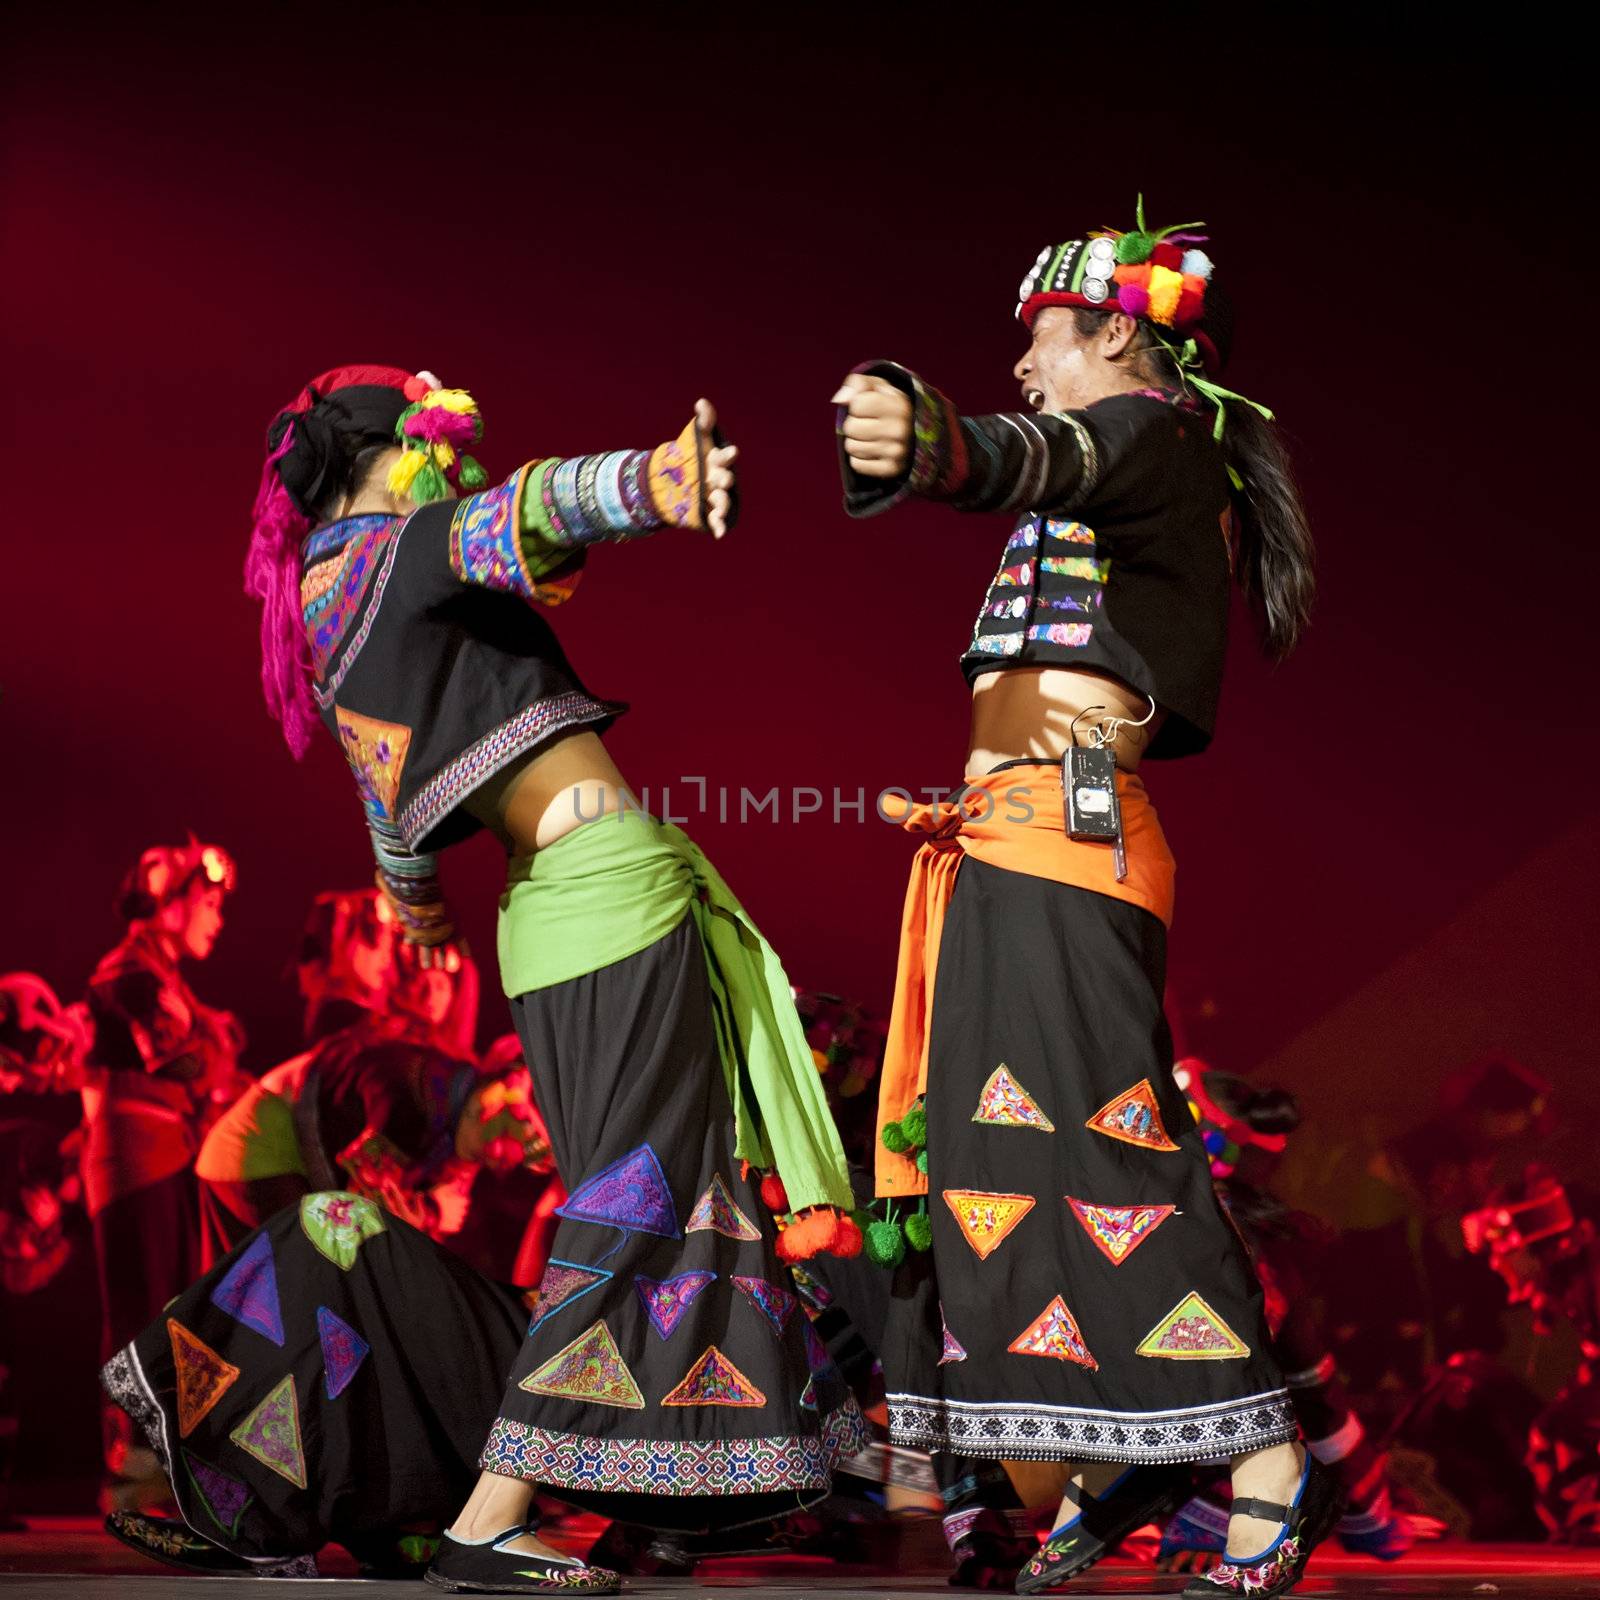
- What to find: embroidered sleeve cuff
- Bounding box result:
[838,360,970,518]
[448,464,587,608]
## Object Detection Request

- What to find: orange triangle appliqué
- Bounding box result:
[1085,1079,1179,1151]
[661,1345,767,1408]
[168,1319,241,1438]
[334,709,412,821]
[1008,1295,1098,1369]
[1067,1198,1176,1265]
[942,1190,1036,1260]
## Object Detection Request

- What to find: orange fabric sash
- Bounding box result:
[875,765,1175,1197]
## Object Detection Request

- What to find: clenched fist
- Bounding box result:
[832,373,913,479]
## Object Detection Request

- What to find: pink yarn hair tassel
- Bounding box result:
[243,425,319,759]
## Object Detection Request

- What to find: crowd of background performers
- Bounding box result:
[1,834,1597,1576]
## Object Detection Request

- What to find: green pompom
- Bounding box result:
[411,460,450,505]
[865,1218,907,1269]
[457,454,488,491]
[1115,231,1154,265]
[880,1121,910,1154]
[916,1148,929,1175]
[904,1212,933,1252]
[900,1106,927,1148]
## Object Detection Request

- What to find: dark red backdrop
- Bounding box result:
[4,9,1594,1098]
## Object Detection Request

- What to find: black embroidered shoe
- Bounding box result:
[948,1507,1034,1590]
[104,1510,315,1577]
[1180,1451,1342,1599]
[425,1525,620,1594]
[1014,1464,1189,1593]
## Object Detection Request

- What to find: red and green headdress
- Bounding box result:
[1017,197,1278,450]
[1016,195,1225,370]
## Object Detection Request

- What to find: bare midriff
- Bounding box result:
[462,731,636,857]
[966,665,1165,775]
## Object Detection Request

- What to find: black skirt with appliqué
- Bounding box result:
[479,916,868,1531]
[883,859,1295,1465]
[100,1192,527,1571]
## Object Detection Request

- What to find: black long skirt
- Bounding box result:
[883,859,1295,1465]
[479,916,868,1531]
[101,1194,526,1569]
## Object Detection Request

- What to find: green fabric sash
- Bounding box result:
[497,811,853,1213]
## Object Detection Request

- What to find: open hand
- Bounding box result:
[694,398,738,538]
[831,373,912,479]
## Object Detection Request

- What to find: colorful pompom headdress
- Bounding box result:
[1015,195,1225,367]
[387,385,488,505]
[1016,196,1272,449]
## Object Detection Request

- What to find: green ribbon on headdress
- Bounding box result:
[1151,332,1275,489]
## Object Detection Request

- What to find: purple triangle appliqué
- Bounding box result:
[209,1232,284,1346]
[938,1304,968,1366]
[317,1306,371,1399]
[529,1260,614,1334]
[556,1145,680,1238]
[801,1318,834,1374]
[733,1274,798,1337]
[181,1449,251,1537]
[635,1271,716,1339]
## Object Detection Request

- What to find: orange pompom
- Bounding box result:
[774,1206,843,1262]
[1112,262,1153,290]
[830,1214,864,1259]
[759,1173,790,1212]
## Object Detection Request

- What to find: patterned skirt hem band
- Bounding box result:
[887,1389,1296,1465]
[477,1401,871,1496]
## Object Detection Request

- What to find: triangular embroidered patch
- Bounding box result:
[801,1318,833,1374]
[1136,1292,1250,1360]
[316,1307,370,1399]
[686,1173,761,1242]
[972,1065,1056,1131]
[557,1145,680,1238]
[168,1320,240,1438]
[1067,1198,1176,1266]
[733,1275,798,1337]
[942,1190,1036,1260]
[528,1260,614,1334]
[520,1320,644,1409]
[1008,1295,1098,1369]
[334,708,412,821]
[798,1374,818,1411]
[938,1305,968,1366]
[228,1375,307,1489]
[635,1271,715,1340]
[1085,1080,1180,1151]
[181,1449,251,1538]
[209,1232,284,1346]
[300,1191,386,1270]
[661,1345,767,1408]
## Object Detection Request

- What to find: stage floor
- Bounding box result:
[1,1520,1597,1598]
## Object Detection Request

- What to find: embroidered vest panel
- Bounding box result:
[958,409,1234,760]
[300,500,624,853]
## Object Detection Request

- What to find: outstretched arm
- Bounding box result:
[834,363,1108,519]
[449,400,738,606]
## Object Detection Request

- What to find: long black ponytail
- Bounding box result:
[1071,308,1315,660]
